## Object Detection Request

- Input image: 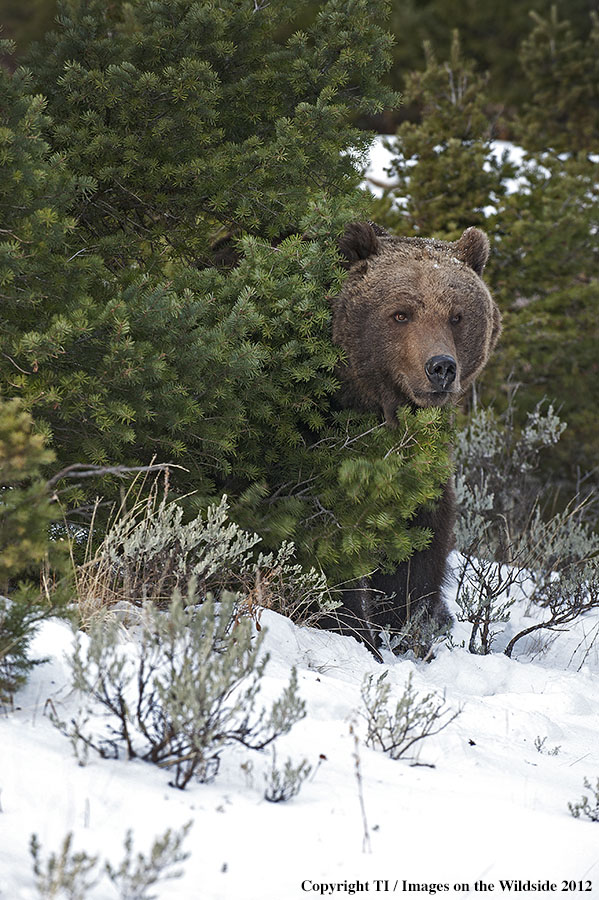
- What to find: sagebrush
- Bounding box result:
[54,590,306,788]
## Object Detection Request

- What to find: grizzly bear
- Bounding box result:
[329,222,502,656]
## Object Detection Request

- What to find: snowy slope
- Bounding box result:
[2,553,599,899]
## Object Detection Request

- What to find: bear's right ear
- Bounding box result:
[456,227,490,276]
[338,222,381,269]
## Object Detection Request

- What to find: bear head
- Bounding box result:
[332,222,502,424]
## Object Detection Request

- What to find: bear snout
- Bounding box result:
[425,354,457,392]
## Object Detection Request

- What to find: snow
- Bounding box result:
[362,136,397,197]
[3,552,599,899]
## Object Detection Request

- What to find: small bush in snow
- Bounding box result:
[30,832,99,900]
[105,822,191,899]
[30,822,191,899]
[55,590,306,788]
[454,399,599,655]
[534,736,560,756]
[76,484,336,627]
[263,748,312,803]
[360,671,460,761]
[568,777,599,823]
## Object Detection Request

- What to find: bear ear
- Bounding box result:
[456,227,490,276]
[338,222,382,269]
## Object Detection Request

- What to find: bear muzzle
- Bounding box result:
[425,354,457,392]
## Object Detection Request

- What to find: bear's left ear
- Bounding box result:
[456,227,490,276]
[338,222,382,269]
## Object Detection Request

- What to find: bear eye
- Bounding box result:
[393,311,409,323]
[450,313,462,325]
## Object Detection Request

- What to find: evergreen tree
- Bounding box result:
[517,6,599,155]
[27,0,396,269]
[0,398,57,590]
[0,396,65,703]
[0,46,173,482]
[3,6,453,588]
[376,32,513,241]
[482,160,599,485]
[478,9,599,485]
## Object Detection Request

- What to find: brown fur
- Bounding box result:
[329,222,502,655]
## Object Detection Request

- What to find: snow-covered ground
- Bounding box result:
[3,551,599,899]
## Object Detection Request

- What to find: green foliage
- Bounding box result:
[383,0,565,115]
[0,397,66,704]
[373,21,599,489]
[0,51,148,475]
[27,0,398,268]
[0,398,57,589]
[2,4,456,593]
[360,670,460,760]
[0,593,49,705]
[517,7,599,155]
[483,150,599,483]
[4,0,598,120]
[237,403,454,584]
[56,591,306,788]
[374,31,513,240]
[482,9,599,483]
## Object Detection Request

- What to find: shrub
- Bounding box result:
[74,481,337,627]
[378,607,451,662]
[454,400,599,656]
[30,832,98,900]
[263,749,312,803]
[54,590,306,788]
[360,670,460,761]
[30,822,191,899]
[105,823,192,900]
[3,1,458,596]
[568,778,599,824]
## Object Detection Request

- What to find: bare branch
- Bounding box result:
[46,462,187,490]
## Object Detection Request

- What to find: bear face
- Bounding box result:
[333,223,501,425]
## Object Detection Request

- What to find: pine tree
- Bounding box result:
[517,6,599,155]
[0,46,176,483]
[478,10,599,485]
[0,398,57,590]
[0,396,65,703]
[375,31,513,241]
[3,6,454,588]
[26,0,396,269]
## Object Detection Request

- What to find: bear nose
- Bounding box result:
[425,355,457,391]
